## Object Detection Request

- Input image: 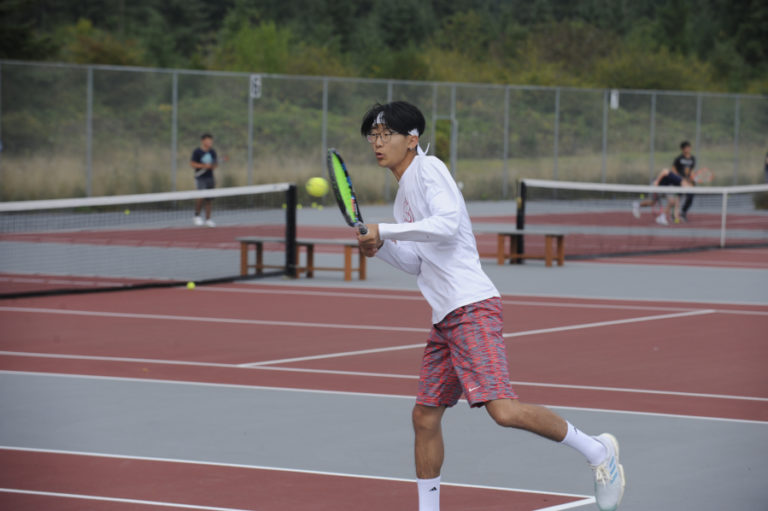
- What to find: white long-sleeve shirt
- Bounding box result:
[376,154,499,324]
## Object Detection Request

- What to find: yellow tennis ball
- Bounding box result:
[306,177,330,197]
[124,209,131,215]
[186,281,195,289]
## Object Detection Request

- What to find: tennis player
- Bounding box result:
[632,167,692,225]
[190,133,218,227]
[356,101,626,511]
[672,141,696,221]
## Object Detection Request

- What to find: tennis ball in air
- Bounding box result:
[124,209,131,215]
[186,281,196,289]
[306,177,330,197]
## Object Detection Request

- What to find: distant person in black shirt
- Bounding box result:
[672,141,696,221]
[190,133,218,227]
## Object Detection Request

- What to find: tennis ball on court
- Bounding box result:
[186,281,196,289]
[306,177,330,197]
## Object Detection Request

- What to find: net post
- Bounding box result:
[720,191,728,248]
[285,184,298,278]
[515,180,526,264]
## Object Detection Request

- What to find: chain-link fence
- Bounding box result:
[1,60,766,202]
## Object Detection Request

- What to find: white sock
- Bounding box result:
[560,421,607,466]
[417,476,440,511]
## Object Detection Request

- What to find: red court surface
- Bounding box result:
[1,283,766,510]
[0,449,588,511]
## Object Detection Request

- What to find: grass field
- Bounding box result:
[1,146,765,202]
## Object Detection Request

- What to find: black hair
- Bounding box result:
[680,140,691,150]
[201,133,213,140]
[360,101,426,137]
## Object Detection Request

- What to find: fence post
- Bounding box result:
[695,93,702,169]
[430,83,437,155]
[86,66,93,197]
[553,88,560,180]
[0,63,3,188]
[171,71,178,191]
[733,96,740,184]
[385,80,393,199]
[450,84,457,177]
[601,89,608,183]
[247,76,254,186]
[321,77,328,177]
[502,85,510,199]
[649,91,656,181]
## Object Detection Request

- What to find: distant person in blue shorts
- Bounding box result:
[190,133,218,227]
[632,167,692,225]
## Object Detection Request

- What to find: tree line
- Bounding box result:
[2,0,766,93]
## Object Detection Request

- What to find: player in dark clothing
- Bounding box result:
[672,141,696,221]
[190,133,218,227]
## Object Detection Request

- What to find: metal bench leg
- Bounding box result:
[556,235,565,266]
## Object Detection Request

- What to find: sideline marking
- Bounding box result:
[0,488,251,511]
[2,371,766,424]
[0,446,593,500]
[198,285,768,314]
[502,309,716,338]
[0,306,429,334]
[1,360,763,402]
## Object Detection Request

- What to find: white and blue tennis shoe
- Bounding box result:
[591,433,626,510]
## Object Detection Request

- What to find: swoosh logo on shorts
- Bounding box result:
[468,386,481,393]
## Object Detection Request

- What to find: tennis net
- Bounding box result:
[0,183,297,298]
[517,179,768,258]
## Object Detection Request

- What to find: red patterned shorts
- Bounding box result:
[416,297,517,408]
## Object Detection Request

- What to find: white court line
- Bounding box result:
[243,309,717,365]
[0,306,429,334]
[239,343,424,367]
[1,356,764,402]
[3,371,766,424]
[197,285,768,314]
[0,446,593,501]
[502,309,716,338]
[533,500,595,511]
[0,488,252,511]
[0,488,594,511]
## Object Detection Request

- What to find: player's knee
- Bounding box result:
[412,404,442,434]
[487,399,526,428]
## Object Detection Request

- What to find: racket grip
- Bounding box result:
[355,223,368,235]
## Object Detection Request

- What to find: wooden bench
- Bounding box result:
[476,229,565,267]
[237,236,366,281]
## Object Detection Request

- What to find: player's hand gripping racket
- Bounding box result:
[326,148,368,235]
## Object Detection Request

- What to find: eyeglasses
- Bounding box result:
[366,131,395,144]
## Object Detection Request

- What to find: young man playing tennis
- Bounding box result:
[356,102,625,511]
[190,133,218,227]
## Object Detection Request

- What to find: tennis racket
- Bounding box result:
[692,167,714,184]
[326,148,368,235]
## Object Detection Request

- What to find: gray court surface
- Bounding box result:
[1,372,767,511]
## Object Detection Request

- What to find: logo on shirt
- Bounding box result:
[402,198,414,223]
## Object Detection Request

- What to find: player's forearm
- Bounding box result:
[376,240,421,275]
[379,212,459,243]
